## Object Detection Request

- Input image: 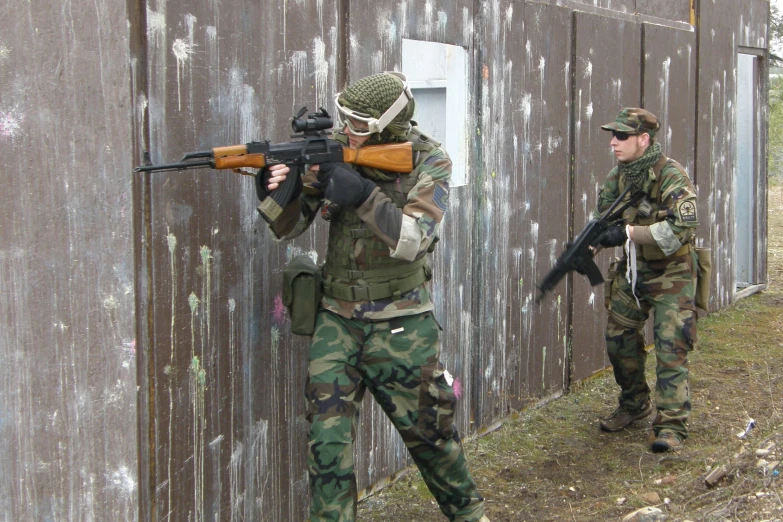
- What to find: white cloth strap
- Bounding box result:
[376,82,413,131]
[624,224,641,308]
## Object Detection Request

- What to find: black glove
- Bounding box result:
[317,162,377,208]
[595,224,627,248]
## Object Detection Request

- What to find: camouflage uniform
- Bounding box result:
[594,109,699,442]
[263,73,485,521]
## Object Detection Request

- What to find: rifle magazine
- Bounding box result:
[258,198,284,223]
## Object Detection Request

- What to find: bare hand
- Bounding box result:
[267,163,290,191]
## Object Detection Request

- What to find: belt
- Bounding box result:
[323,265,429,302]
[324,256,428,281]
[635,241,692,261]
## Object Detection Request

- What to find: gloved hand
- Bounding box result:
[595,224,628,248]
[316,162,377,208]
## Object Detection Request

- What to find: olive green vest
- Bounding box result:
[322,127,440,301]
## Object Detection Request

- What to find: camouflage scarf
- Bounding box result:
[619,141,661,190]
[338,73,415,145]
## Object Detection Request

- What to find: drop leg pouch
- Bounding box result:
[283,255,322,336]
[695,247,712,311]
[604,259,620,309]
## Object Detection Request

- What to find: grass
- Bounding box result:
[359,185,783,521]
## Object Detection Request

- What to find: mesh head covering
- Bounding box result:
[336,72,416,144]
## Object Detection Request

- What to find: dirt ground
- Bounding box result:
[358,183,783,522]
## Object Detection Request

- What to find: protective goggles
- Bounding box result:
[334,71,413,136]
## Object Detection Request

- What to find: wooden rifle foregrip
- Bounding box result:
[214,153,267,170]
[342,143,414,172]
[213,144,249,156]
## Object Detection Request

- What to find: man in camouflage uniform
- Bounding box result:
[258,72,487,521]
[591,108,699,453]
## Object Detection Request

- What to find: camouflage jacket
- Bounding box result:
[265,128,450,320]
[592,154,699,259]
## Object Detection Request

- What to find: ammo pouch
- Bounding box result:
[604,259,620,309]
[695,247,712,311]
[283,255,322,336]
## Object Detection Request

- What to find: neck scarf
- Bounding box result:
[619,141,661,190]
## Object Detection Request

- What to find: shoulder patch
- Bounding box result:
[677,200,697,222]
[433,183,449,212]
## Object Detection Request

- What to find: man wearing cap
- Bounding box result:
[258,72,487,521]
[591,108,699,453]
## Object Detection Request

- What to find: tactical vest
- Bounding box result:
[620,155,693,261]
[322,127,441,302]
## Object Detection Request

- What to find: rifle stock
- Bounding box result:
[342,142,414,172]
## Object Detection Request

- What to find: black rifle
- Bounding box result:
[135,107,414,223]
[536,185,644,303]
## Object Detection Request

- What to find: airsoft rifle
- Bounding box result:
[536,185,644,303]
[135,107,414,222]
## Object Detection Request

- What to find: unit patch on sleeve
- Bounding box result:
[433,183,449,212]
[677,200,698,222]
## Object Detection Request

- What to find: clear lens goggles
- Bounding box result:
[334,71,413,136]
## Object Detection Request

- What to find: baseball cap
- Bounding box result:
[600,108,660,138]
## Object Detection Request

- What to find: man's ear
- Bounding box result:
[639,132,651,147]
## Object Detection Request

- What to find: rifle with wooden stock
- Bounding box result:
[135,107,414,223]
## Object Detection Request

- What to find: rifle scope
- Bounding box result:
[291,107,333,134]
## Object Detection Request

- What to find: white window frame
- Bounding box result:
[402,39,469,187]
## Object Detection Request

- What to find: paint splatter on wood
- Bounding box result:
[0,110,22,139]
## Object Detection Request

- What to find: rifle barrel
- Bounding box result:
[134,159,214,173]
[181,150,214,161]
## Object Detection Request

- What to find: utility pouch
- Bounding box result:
[640,244,666,261]
[283,255,322,336]
[695,247,712,311]
[604,259,620,309]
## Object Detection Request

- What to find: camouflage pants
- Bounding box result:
[605,251,698,439]
[305,310,485,522]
